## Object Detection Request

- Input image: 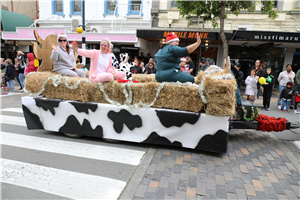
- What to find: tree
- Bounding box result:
[176,1,278,60]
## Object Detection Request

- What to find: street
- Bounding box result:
[1,88,300,199]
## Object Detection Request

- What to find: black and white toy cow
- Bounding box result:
[118,53,134,80]
[22,96,230,153]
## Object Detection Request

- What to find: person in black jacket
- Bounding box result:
[130,58,142,74]
[234,64,243,90]
[280,81,295,112]
[4,60,16,93]
[262,67,274,111]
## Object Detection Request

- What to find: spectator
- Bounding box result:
[78,63,88,72]
[140,62,146,73]
[130,58,142,74]
[14,58,22,90]
[294,84,300,113]
[5,60,15,94]
[144,61,156,74]
[1,58,8,94]
[235,64,244,90]
[17,51,26,91]
[145,58,155,69]
[25,53,38,76]
[256,63,264,99]
[179,57,187,72]
[110,43,120,69]
[261,67,274,111]
[280,81,295,112]
[277,64,295,110]
[144,53,152,65]
[248,59,261,75]
[198,61,207,72]
[138,52,145,63]
[295,67,300,86]
[245,69,259,103]
[186,56,195,76]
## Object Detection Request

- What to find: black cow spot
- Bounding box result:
[69,102,98,114]
[142,132,182,147]
[195,130,228,153]
[108,109,142,133]
[59,115,103,137]
[155,110,200,128]
[35,98,60,115]
[22,105,44,130]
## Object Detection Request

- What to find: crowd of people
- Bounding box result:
[1,50,39,95]
[240,59,300,113]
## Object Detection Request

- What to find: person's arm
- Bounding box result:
[277,72,282,82]
[295,70,300,85]
[187,33,201,53]
[50,44,59,63]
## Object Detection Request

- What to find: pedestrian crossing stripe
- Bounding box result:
[2,132,145,166]
[1,158,126,200]
[1,107,24,113]
[1,115,27,126]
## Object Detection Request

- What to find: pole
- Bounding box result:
[82,1,86,65]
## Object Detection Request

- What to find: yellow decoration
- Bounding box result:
[34,59,39,67]
[76,27,83,34]
[259,77,266,85]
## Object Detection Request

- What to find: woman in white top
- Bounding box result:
[245,69,259,103]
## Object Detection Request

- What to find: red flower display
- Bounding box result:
[255,114,287,132]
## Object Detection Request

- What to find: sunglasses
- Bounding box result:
[59,40,67,42]
[101,44,108,47]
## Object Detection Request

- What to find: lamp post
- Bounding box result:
[81,1,86,65]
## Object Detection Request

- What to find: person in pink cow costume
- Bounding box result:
[72,38,125,82]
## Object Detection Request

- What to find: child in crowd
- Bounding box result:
[78,63,88,72]
[280,81,295,112]
[245,69,259,103]
[294,83,300,113]
[262,67,274,111]
[180,57,186,72]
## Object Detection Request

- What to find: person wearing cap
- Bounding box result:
[72,38,125,82]
[277,64,295,109]
[279,81,295,112]
[154,32,201,83]
[185,56,195,76]
[50,35,86,78]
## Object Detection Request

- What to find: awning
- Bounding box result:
[1,9,34,32]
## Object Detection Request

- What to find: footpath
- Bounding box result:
[122,87,300,200]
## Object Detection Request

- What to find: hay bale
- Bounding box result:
[131,82,203,112]
[132,74,156,83]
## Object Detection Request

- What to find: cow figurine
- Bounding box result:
[118,53,134,80]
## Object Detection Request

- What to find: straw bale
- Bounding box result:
[25,72,57,93]
[132,74,156,83]
[131,82,203,112]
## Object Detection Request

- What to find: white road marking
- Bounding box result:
[1,107,23,113]
[293,141,300,149]
[1,115,27,126]
[2,132,145,166]
[1,158,126,200]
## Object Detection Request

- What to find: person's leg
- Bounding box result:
[8,79,15,92]
[18,73,25,89]
[266,88,272,108]
[286,100,291,111]
[168,70,195,83]
[94,73,114,82]
[235,85,242,107]
[278,85,285,106]
[281,99,286,110]
[55,69,79,77]
[257,83,261,98]
[16,74,21,89]
[262,90,267,108]
[76,70,86,78]
[114,71,126,80]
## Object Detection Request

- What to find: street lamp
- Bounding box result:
[76,1,86,65]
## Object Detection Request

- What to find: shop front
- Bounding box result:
[137,29,230,72]
[228,30,300,81]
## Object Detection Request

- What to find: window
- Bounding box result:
[273,1,278,8]
[127,0,143,16]
[70,1,82,17]
[103,0,118,17]
[52,0,64,17]
[171,1,179,8]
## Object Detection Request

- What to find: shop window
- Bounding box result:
[103,0,118,17]
[127,0,143,17]
[273,1,278,8]
[52,0,65,17]
[70,1,82,17]
[171,1,179,8]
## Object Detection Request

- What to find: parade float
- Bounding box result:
[22,31,292,154]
